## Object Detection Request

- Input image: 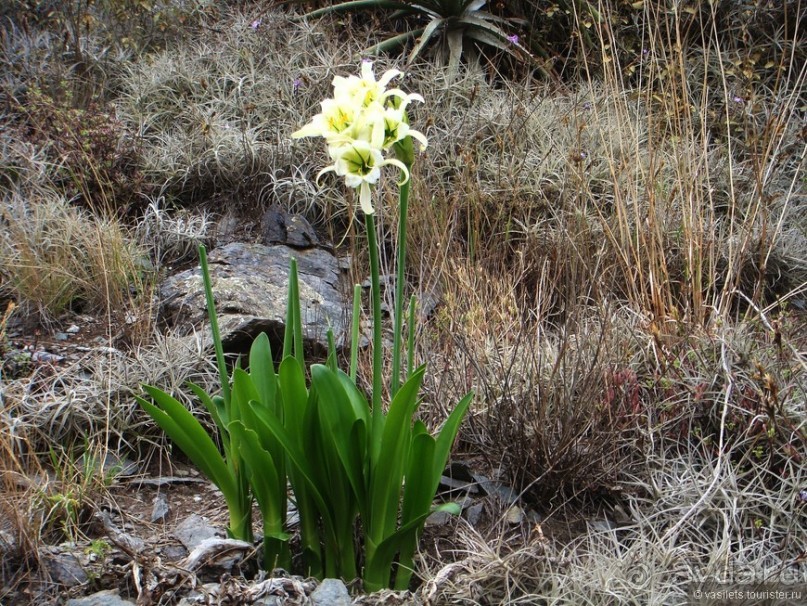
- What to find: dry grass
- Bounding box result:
[0,187,147,323]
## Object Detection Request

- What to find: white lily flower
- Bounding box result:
[374,104,429,151]
[316,140,409,215]
[291,98,360,142]
[293,62,425,215]
[333,61,404,108]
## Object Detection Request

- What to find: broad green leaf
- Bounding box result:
[230,421,291,571]
[407,18,445,65]
[369,367,425,542]
[232,368,260,424]
[247,399,339,548]
[401,430,436,524]
[230,422,286,537]
[311,365,367,511]
[249,333,278,415]
[365,502,461,591]
[187,383,224,431]
[334,367,371,429]
[136,390,236,503]
[278,356,309,439]
[432,391,473,494]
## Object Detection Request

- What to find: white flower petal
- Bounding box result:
[359,182,374,215]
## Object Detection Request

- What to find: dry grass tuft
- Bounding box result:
[0,188,146,323]
[0,329,220,456]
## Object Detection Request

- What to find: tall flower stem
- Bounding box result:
[365,213,383,420]
[390,176,410,398]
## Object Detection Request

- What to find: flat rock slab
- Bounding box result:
[160,243,346,354]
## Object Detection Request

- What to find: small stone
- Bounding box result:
[504,505,523,525]
[472,473,519,505]
[464,503,485,526]
[310,578,350,606]
[260,207,319,249]
[31,350,64,364]
[54,332,70,341]
[158,543,188,562]
[42,551,88,587]
[425,510,453,527]
[66,324,80,334]
[65,589,135,606]
[151,492,170,523]
[174,514,222,550]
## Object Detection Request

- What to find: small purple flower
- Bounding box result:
[583,101,592,111]
[293,78,302,94]
[250,18,261,30]
[733,95,744,104]
[799,489,807,503]
[507,34,520,45]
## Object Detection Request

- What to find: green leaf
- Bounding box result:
[247,398,340,550]
[249,333,278,416]
[311,365,368,512]
[198,245,231,406]
[365,502,461,591]
[401,430,436,525]
[187,383,228,447]
[363,28,424,58]
[232,368,259,424]
[230,421,291,571]
[432,391,473,495]
[407,18,445,65]
[369,367,425,543]
[230,422,286,536]
[278,356,308,438]
[136,389,236,505]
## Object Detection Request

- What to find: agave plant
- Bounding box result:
[302,0,530,71]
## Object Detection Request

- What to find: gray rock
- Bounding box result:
[471,473,520,505]
[463,502,485,526]
[174,514,221,550]
[157,543,188,562]
[42,551,88,587]
[424,510,454,527]
[151,492,170,523]
[260,206,319,249]
[504,505,523,525]
[160,242,346,354]
[310,578,351,606]
[65,590,135,606]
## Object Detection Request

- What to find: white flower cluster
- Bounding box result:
[292,61,427,215]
